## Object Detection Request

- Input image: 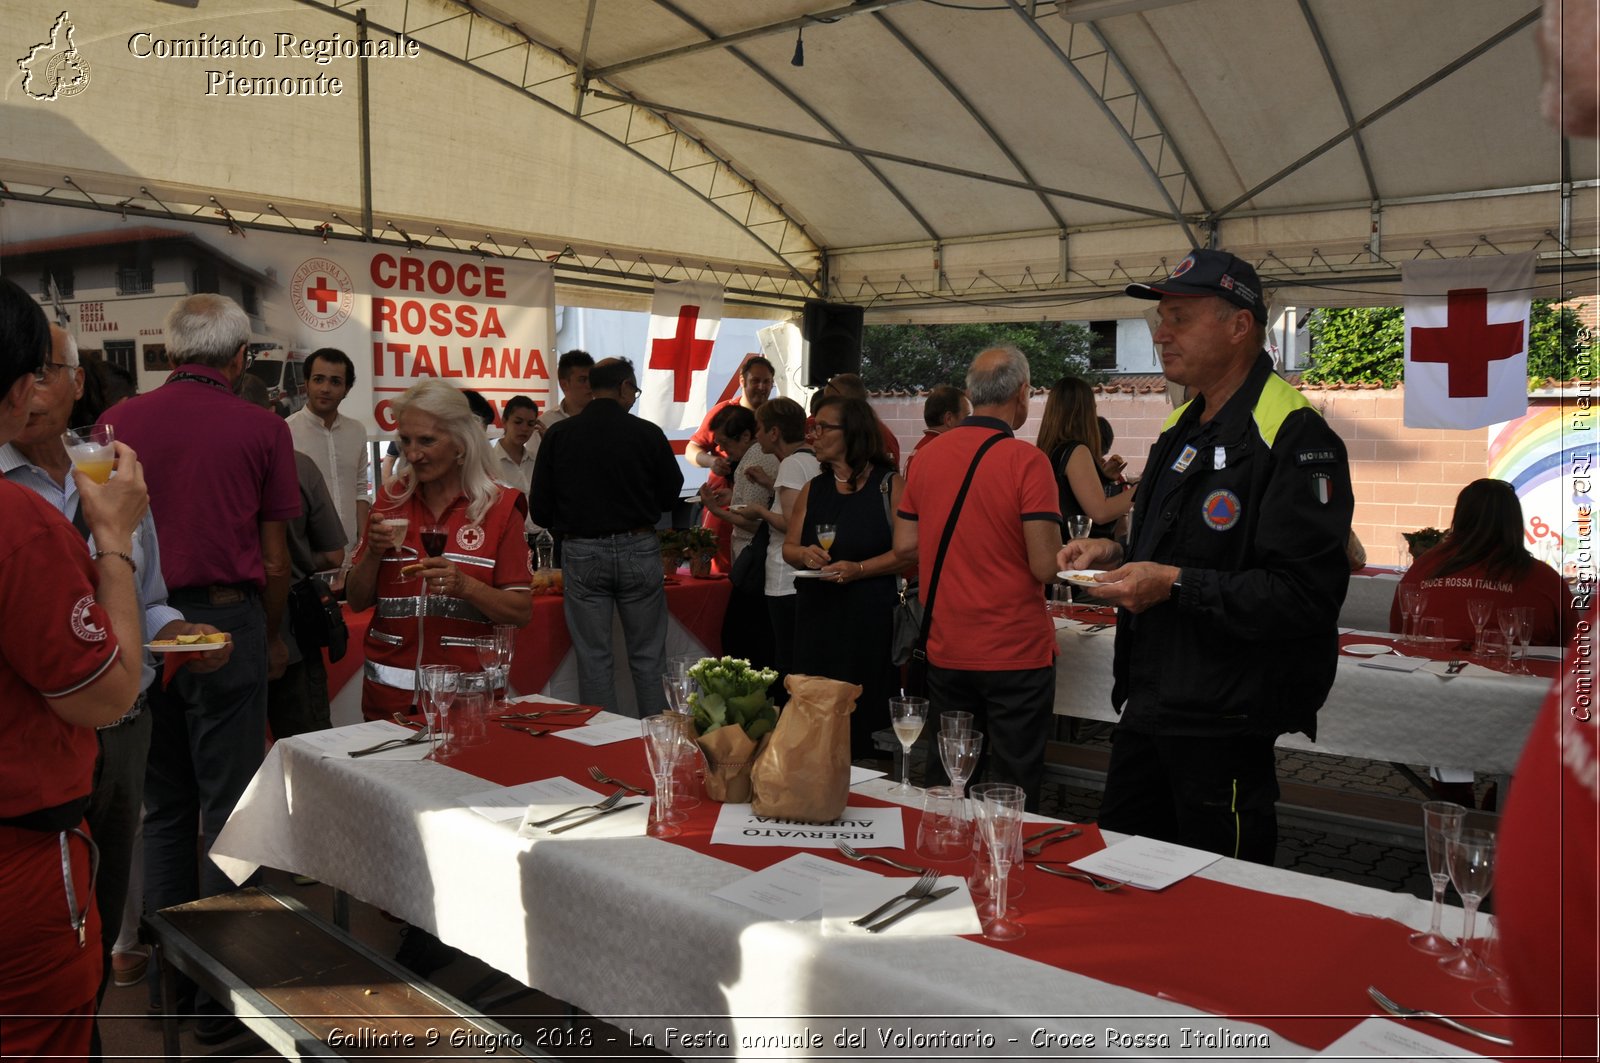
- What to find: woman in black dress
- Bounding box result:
[783,396,903,760]
[1036,376,1132,540]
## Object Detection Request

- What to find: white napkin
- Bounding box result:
[819,875,981,937]
[1418,660,1504,680]
[516,798,650,839]
[1357,654,1428,673]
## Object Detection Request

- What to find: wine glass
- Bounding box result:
[1066,515,1092,541]
[975,783,1026,941]
[887,697,928,796]
[815,523,837,553]
[419,523,449,559]
[1472,914,1514,1014]
[493,625,516,705]
[62,424,115,484]
[1396,585,1421,642]
[642,714,686,838]
[417,664,459,760]
[1466,598,1493,656]
[1406,589,1430,645]
[474,638,501,711]
[938,730,982,804]
[1439,828,1497,979]
[451,675,490,752]
[1496,608,1522,671]
[1409,800,1467,954]
[1512,607,1534,675]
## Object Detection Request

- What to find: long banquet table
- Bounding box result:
[1052,612,1551,775]
[213,714,1518,1060]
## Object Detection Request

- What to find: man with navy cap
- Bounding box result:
[1058,249,1353,864]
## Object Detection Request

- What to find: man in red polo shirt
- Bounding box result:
[99,293,300,1042]
[894,347,1062,809]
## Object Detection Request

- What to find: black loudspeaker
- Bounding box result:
[802,300,864,388]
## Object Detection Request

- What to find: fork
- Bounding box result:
[391,713,423,729]
[851,869,939,928]
[1445,659,1468,675]
[834,840,926,874]
[348,731,430,757]
[1036,864,1121,891]
[587,766,648,795]
[493,707,588,721]
[524,790,626,829]
[501,722,555,738]
[1023,828,1083,856]
[1366,986,1512,1046]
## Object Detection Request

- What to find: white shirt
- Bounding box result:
[730,441,780,561]
[493,436,540,531]
[765,449,820,597]
[287,407,372,552]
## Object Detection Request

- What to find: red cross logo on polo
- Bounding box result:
[70,595,106,642]
[456,524,485,552]
[290,257,355,332]
[1402,252,1534,430]
[650,305,714,402]
[1201,489,1241,531]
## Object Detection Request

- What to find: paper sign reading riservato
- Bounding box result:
[710,804,905,849]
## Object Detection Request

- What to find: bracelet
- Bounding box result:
[857,562,866,578]
[94,550,137,577]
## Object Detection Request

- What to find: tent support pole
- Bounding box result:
[357,8,375,240]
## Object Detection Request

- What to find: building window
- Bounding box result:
[1088,321,1118,371]
[103,340,136,375]
[40,269,74,299]
[241,283,259,316]
[117,264,154,295]
[192,263,219,294]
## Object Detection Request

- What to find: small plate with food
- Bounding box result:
[147,633,231,653]
[1057,569,1110,587]
[1342,643,1394,657]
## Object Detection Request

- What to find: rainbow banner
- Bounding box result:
[1487,397,1598,580]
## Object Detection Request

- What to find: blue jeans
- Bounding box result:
[561,532,668,718]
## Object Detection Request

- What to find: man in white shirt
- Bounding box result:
[286,348,372,558]
[535,349,594,434]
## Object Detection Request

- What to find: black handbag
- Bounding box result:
[288,574,348,662]
[904,433,1006,695]
[729,519,769,593]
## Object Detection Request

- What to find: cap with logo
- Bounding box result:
[1125,249,1267,324]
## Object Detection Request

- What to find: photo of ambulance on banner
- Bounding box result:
[0,200,796,472]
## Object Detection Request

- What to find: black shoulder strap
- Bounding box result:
[917,432,1006,645]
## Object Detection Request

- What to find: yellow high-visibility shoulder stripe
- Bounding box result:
[1161,399,1195,431]
[1252,373,1318,448]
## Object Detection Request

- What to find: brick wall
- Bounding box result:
[872,384,1486,567]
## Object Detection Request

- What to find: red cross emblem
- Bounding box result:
[305,276,340,314]
[1410,288,1524,398]
[649,305,714,402]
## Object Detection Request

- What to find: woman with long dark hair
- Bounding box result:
[1035,377,1132,539]
[783,396,902,759]
[1388,478,1577,646]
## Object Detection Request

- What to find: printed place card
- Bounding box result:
[710,804,905,849]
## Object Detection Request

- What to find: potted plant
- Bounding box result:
[1402,527,1446,561]
[686,656,780,802]
[657,529,685,577]
[682,526,717,577]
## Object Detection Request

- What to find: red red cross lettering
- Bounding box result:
[305,276,339,314]
[1410,288,1523,398]
[649,305,714,402]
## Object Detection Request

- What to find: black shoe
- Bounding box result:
[394,926,461,978]
[193,1014,246,1045]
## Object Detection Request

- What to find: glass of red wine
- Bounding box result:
[420,524,449,559]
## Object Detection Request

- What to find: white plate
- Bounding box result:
[1342,643,1394,656]
[1057,569,1108,586]
[146,640,231,654]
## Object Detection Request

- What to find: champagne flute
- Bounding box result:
[815,523,837,552]
[473,638,504,712]
[417,664,459,760]
[1409,800,1467,954]
[1513,607,1534,675]
[62,424,115,484]
[976,784,1026,941]
[1466,598,1493,656]
[1407,589,1430,645]
[1472,914,1514,1014]
[380,516,411,557]
[1439,828,1497,979]
[1496,608,1522,671]
[642,714,686,838]
[938,730,982,804]
[888,697,928,796]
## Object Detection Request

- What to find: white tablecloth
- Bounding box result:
[1053,625,1547,774]
[213,736,1443,1060]
[1338,571,1401,632]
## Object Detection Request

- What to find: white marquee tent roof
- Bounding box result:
[1,0,1595,320]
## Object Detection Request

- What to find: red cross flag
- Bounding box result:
[640,279,724,430]
[1403,252,1535,429]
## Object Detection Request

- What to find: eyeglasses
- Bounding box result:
[812,421,844,432]
[31,361,72,384]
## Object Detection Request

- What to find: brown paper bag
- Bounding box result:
[698,725,770,803]
[749,674,859,823]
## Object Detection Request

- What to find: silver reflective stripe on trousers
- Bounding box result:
[366,659,418,691]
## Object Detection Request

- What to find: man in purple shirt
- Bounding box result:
[99,293,299,1040]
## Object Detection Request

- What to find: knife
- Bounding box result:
[1024,828,1083,856]
[545,801,642,835]
[864,886,960,934]
[1023,823,1072,845]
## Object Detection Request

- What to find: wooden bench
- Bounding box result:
[143,886,554,1061]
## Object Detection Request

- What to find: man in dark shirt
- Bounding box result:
[530,358,683,716]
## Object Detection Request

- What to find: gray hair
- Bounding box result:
[383,379,501,525]
[165,294,250,368]
[50,324,80,367]
[966,346,1031,407]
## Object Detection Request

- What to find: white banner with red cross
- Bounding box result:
[640,279,723,430]
[1402,252,1534,429]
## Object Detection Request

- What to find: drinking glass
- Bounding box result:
[1417,617,1444,646]
[1472,914,1514,1013]
[888,697,929,796]
[668,654,701,679]
[642,714,686,838]
[1047,583,1072,619]
[474,638,502,710]
[1478,629,1511,671]
[815,523,837,552]
[380,516,411,557]
[1066,515,1092,541]
[452,674,490,751]
[661,673,695,713]
[1466,598,1493,655]
[492,625,516,705]
[1512,608,1534,675]
[914,786,968,860]
[1396,585,1421,642]
[1496,608,1523,673]
[976,784,1026,941]
[1440,828,1497,979]
[62,424,115,484]
[938,730,982,803]
[1406,589,1430,644]
[419,523,449,559]
[417,664,459,760]
[1409,800,1468,954]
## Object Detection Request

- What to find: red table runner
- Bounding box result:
[1338,631,1558,679]
[433,723,1520,1053]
